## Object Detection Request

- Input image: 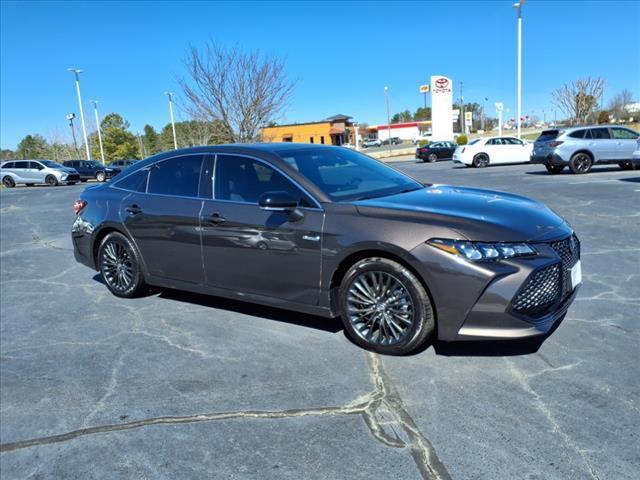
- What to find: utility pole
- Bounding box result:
[68,68,91,160]
[91,100,105,163]
[459,81,464,134]
[165,92,178,149]
[354,122,360,151]
[66,113,79,157]
[513,1,525,139]
[384,86,392,156]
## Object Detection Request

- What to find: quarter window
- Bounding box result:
[115,169,149,193]
[568,130,586,139]
[214,155,311,206]
[147,155,203,197]
[589,128,611,139]
[611,128,639,140]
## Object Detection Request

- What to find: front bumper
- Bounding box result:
[409,234,581,341]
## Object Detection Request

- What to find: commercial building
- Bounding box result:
[261,114,355,145]
[371,121,432,142]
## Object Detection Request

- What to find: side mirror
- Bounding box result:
[258,191,298,211]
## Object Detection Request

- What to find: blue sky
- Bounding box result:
[1,0,639,149]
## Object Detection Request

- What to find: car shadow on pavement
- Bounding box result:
[619,176,640,183]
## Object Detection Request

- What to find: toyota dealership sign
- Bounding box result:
[431,75,453,140]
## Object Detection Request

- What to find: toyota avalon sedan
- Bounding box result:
[71,144,581,355]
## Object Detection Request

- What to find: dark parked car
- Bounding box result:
[110,159,138,168]
[381,137,402,146]
[63,160,121,182]
[72,144,581,355]
[415,141,457,162]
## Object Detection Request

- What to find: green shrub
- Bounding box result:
[457,134,468,145]
[418,140,430,147]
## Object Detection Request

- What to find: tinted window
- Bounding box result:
[115,169,149,192]
[276,147,422,202]
[2,162,15,169]
[611,128,638,140]
[147,155,203,197]
[589,128,610,139]
[568,130,586,139]
[536,130,560,142]
[215,155,310,205]
[30,162,44,170]
[14,161,29,169]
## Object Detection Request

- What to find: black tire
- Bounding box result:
[25,183,34,187]
[81,179,88,183]
[98,231,147,298]
[96,171,106,182]
[3,176,15,188]
[428,153,438,163]
[339,257,435,355]
[473,153,490,168]
[45,175,58,186]
[619,162,637,171]
[569,152,592,174]
[67,182,77,185]
[545,164,565,174]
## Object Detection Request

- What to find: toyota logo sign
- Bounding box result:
[435,78,449,89]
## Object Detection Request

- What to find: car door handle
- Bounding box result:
[206,213,226,224]
[125,204,142,215]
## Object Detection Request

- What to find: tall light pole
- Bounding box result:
[384,86,391,156]
[66,113,79,157]
[459,81,465,134]
[91,100,105,163]
[165,92,178,149]
[513,1,525,139]
[68,68,91,160]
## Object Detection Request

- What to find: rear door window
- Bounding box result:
[589,128,611,139]
[14,161,29,169]
[147,155,203,197]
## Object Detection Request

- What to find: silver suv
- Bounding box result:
[1,160,80,187]
[531,125,639,174]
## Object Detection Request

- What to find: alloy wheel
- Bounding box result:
[100,240,134,292]
[474,154,489,168]
[428,153,438,162]
[3,176,15,188]
[571,153,592,174]
[346,271,415,346]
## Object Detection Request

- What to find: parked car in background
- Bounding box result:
[413,132,433,145]
[63,160,121,182]
[72,144,581,355]
[110,159,138,168]
[452,136,533,167]
[381,137,402,146]
[633,138,640,166]
[415,141,457,162]
[530,125,640,174]
[362,138,382,148]
[1,160,80,187]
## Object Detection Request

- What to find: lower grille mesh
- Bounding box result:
[512,263,561,313]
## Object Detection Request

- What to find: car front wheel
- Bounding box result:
[339,257,435,355]
[96,171,106,182]
[98,231,147,298]
[45,175,58,186]
[569,152,593,174]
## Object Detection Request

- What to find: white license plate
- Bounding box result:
[570,261,582,290]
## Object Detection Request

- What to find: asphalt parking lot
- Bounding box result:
[1,161,639,479]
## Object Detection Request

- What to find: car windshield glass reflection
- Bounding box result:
[40,160,64,168]
[277,147,422,202]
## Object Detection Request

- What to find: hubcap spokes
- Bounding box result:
[101,241,134,291]
[347,271,414,346]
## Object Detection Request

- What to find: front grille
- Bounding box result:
[66,174,80,181]
[550,235,580,297]
[512,263,561,314]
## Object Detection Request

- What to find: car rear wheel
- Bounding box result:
[45,175,58,186]
[98,231,147,298]
[428,153,438,163]
[473,153,490,168]
[67,182,77,185]
[339,257,435,355]
[545,164,565,174]
[569,152,592,174]
[2,176,15,188]
[96,171,106,182]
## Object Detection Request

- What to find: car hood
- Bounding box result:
[354,185,571,242]
[56,167,78,173]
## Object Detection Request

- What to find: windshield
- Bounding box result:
[40,160,65,168]
[276,147,423,202]
[87,161,104,167]
[536,130,561,142]
[468,139,482,145]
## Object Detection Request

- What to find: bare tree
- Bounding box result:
[607,89,635,121]
[179,42,296,143]
[552,77,605,124]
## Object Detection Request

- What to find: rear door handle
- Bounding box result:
[125,204,142,215]
[206,213,226,224]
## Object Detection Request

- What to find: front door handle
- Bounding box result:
[125,204,142,215]
[207,213,226,224]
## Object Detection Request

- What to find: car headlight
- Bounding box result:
[60,173,68,180]
[427,238,537,262]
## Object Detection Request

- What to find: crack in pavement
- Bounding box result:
[0,352,451,480]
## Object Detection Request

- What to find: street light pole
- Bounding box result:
[165,92,178,149]
[513,1,525,139]
[384,86,391,156]
[66,113,79,157]
[68,68,91,160]
[460,81,464,134]
[91,100,105,163]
